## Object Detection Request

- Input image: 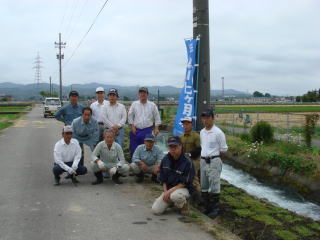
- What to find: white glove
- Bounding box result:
[97,160,106,170]
[68,168,76,175]
[116,162,122,168]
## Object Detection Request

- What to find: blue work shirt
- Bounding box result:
[159,152,195,193]
[54,103,84,125]
[132,144,164,166]
[71,116,99,150]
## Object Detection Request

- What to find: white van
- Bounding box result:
[43,97,61,118]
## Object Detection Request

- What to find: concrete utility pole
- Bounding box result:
[55,33,66,102]
[193,0,210,130]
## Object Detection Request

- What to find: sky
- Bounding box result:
[0,0,319,96]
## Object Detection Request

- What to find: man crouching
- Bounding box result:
[53,126,88,186]
[91,129,129,185]
[151,136,195,215]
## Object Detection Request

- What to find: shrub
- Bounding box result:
[240,132,251,142]
[304,114,319,148]
[250,121,274,143]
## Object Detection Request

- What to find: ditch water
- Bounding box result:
[156,132,320,221]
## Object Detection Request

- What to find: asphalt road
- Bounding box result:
[0,105,213,240]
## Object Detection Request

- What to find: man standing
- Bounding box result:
[200,109,228,218]
[179,117,202,204]
[130,134,164,183]
[72,107,99,166]
[151,136,195,215]
[128,87,161,156]
[54,91,83,125]
[90,87,108,141]
[102,88,127,147]
[53,126,88,186]
[91,130,129,185]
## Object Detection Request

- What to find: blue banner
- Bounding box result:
[173,38,198,136]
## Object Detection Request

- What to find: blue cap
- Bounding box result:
[144,134,155,142]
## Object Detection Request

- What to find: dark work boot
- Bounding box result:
[92,171,103,185]
[70,174,79,184]
[191,191,204,206]
[54,176,60,186]
[151,174,160,184]
[112,171,123,184]
[135,172,144,183]
[201,192,210,214]
[207,193,220,219]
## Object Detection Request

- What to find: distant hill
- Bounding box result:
[0,82,249,100]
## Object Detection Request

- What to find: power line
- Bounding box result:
[64,0,110,67]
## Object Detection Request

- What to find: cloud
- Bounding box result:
[0,0,319,96]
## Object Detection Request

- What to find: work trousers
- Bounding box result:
[130,162,159,175]
[52,162,87,177]
[200,157,222,194]
[151,188,190,215]
[91,161,130,177]
[129,127,152,156]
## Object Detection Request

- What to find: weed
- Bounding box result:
[292,225,316,237]
[273,230,299,240]
[252,215,282,226]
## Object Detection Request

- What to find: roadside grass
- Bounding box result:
[219,181,320,240]
[0,114,22,130]
[0,106,31,112]
[227,135,320,177]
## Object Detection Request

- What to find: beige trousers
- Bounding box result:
[151,188,190,215]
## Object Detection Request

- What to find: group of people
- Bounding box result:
[52,86,228,218]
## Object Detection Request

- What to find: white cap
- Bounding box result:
[63,125,73,133]
[96,87,105,93]
[181,117,193,123]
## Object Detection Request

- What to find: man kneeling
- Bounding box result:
[151,136,195,215]
[53,126,87,186]
[130,134,164,183]
[91,129,129,184]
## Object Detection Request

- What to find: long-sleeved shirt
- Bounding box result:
[180,131,201,159]
[200,125,228,157]
[53,138,82,172]
[71,116,99,149]
[128,100,161,129]
[102,102,127,128]
[54,103,84,125]
[90,100,108,123]
[159,153,195,193]
[92,141,126,168]
[132,144,164,166]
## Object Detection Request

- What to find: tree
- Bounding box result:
[253,91,264,97]
[265,93,271,97]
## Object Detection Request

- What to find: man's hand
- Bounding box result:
[140,162,148,172]
[97,160,106,170]
[152,164,160,175]
[68,168,76,175]
[163,190,172,203]
[154,127,159,136]
[131,125,137,135]
[112,126,120,136]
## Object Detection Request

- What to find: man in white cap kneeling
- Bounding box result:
[53,126,88,186]
[91,129,129,185]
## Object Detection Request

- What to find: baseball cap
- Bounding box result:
[138,87,148,94]
[108,88,119,97]
[69,90,79,97]
[181,117,193,123]
[201,109,214,117]
[167,136,182,146]
[63,125,73,133]
[144,134,155,142]
[96,87,105,93]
